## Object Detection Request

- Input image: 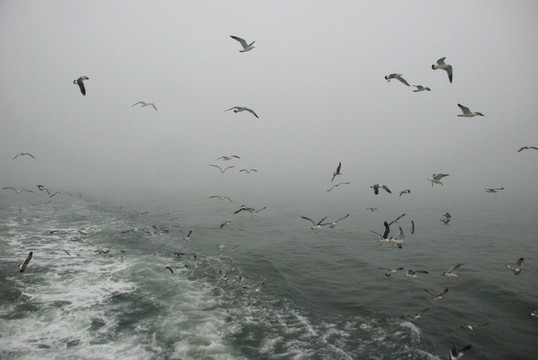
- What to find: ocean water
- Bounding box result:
[0,192,537,359]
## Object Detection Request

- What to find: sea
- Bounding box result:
[0,190,536,360]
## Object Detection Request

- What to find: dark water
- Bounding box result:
[0,193,537,359]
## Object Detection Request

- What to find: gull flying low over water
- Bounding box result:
[517,146,538,152]
[225,106,259,118]
[324,214,350,228]
[13,152,35,159]
[239,168,258,173]
[327,182,350,192]
[331,162,342,182]
[460,322,489,331]
[73,75,89,95]
[505,257,524,275]
[378,267,404,277]
[428,173,449,186]
[230,35,255,52]
[3,187,34,194]
[485,187,504,193]
[457,103,484,117]
[401,308,429,323]
[384,73,410,86]
[370,221,391,244]
[219,221,233,229]
[301,216,328,232]
[370,184,391,195]
[406,269,429,279]
[216,155,240,161]
[209,164,235,173]
[49,191,73,198]
[181,230,192,240]
[450,344,472,360]
[432,57,453,83]
[399,189,410,197]
[209,195,232,202]
[19,251,33,272]
[443,263,464,280]
[413,85,431,92]
[424,288,449,301]
[132,101,157,111]
[234,205,255,214]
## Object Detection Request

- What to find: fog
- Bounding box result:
[1,1,537,205]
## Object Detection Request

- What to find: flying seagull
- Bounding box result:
[428,173,449,186]
[73,75,89,95]
[505,257,524,275]
[209,195,232,202]
[443,263,464,280]
[37,185,50,194]
[181,230,192,240]
[49,191,73,198]
[230,35,255,52]
[324,214,350,228]
[460,322,489,331]
[450,345,472,360]
[301,216,328,232]
[406,269,429,279]
[225,106,259,118]
[378,266,404,277]
[234,204,256,214]
[413,85,431,92]
[424,288,449,301]
[219,221,233,229]
[239,168,258,173]
[13,152,35,159]
[401,308,430,323]
[19,251,33,272]
[216,155,240,161]
[327,182,350,192]
[384,73,410,86]
[485,187,504,193]
[370,184,392,195]
[331,162,342,182]
[517,146,538,152]
[370,221,391,244]
[457,103,484,117]
[432,57,453,83]
[132,101,157,111]
[366,207,377,212]
[389,226,405,248]
[399,189,411,197]
[3,187,34,194]
[209,164,235,173]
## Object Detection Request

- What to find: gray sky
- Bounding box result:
[1,1,537,204]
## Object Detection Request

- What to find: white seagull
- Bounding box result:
[428,173,449,186]
[209,164,235,173]
[384,73,410,86]
[13,152,35,159]
[73,75,89,95]
[378,266,404,277]
[505,257,524,275]
[406,269,429,279]
[225,106,259,118]
[327,182,350,192]
[132,101,157,111]
[450,344,472,360]
[181,230,192,240]
[3,187,34,194]
[370,221,391,245]
[457,103,484,117]
[234,205,256,214]
[443,263,464,280]
[301,216,328,232]
[432,57,453,83]
[460,322,489,331]
[424,288,449,301]
[230,35,255,52]
[517,146,538,152]
[413,85,431,92]
[401,308,430,323]
[370,184,392,195]
[209,195,233,202]
[399,189,411,197]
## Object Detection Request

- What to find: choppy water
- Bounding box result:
[1,192,537,359]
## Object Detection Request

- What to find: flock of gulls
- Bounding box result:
[4,34,537,360]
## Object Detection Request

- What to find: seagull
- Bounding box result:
[388,213,406,226]
[239,168,258,173]
[49,191,73,198]
[410,220,415,234]
[370,184,391,195]
[366,207,377,212]
[3,187,34,194]
[378,266,404,277]
[19,251,33,272]
[209,164,235,173]
[384,73,410,86]
[13,152,35,159]
[412,85,431,92]
[216,155,240,161]
[505,257,524,275]
[324,214,350,228]
[219,221,233,229]
[457,103,484,117]
[485,187,504,193]
[132,101,157,111]
[230,35,255,52]
[424,288,449,301]
[406,269,429,278]
[247,207,267,216]
[327,182,350,192]
[234,205,256,214]
[443,263,464,279]
[401,308,430,323]
[431,57,453,83]
[209,195,233,202]
[370,221,391,244]
[428,173,449,186]
[331,162,342,182]
[37,185,50,194]
[399,189,411,197]
[225,106,259,118]
[517,146,538,152]
[460,322,489,331]
[182,230,192,240]
[530,310,538,318]
[450,345,472,360]
[301,216,328,232]
[73,75,89,95]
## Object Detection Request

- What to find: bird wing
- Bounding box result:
[436,57,446,65]
[458,104,471,114]
[424,288,436,298]
[301,216,316,226]
[327,185,336,192]
[439,288,449,297]
[447,263,464,272]
[382,221,390,239]
[225,107,239,111]
[446,65,453,83]
[245,108,259,118]
[132,101,145,107]
[77,81,86,95]
[515,257,524,266]
[382,185,392,193]
[149,103,157,111]
[209,164,223,171]
[230,35,248,49]
[334,213,350,223]
[397,75,410,86]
